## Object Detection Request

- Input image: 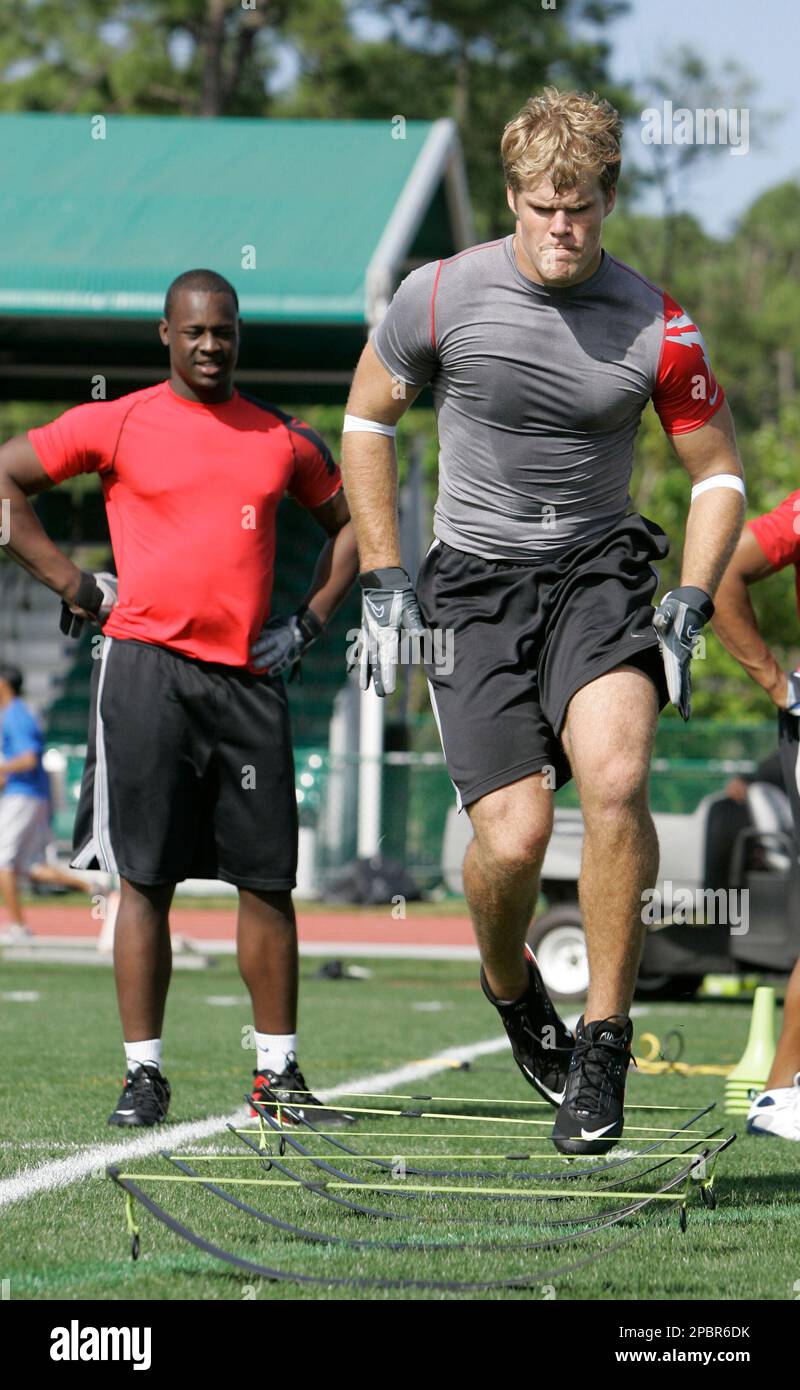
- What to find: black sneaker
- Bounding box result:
[108,1063,171,1127]
[552,1014,634,1155]
[481,946,574,1106]
[249,1056,355,1127]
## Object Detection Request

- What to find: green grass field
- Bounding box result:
[1,956,797,1302]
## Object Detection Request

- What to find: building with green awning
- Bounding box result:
[0,111,475,870]
[0,112,473,403]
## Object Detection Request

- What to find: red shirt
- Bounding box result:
[29,382,341,668]
[749,490,800,615]
[652,291,726,435]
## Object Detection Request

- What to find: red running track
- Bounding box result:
[7,904,476,950]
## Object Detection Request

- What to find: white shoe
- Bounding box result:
[746,1073,800,1140]
[2,923,34,942]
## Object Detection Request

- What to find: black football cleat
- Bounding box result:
[249,1055,355,1127]
[481,945,574,1106]
[108,1063,171,1127]
[552,1014,634,1155]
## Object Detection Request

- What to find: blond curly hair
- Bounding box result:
[501,87,622,196]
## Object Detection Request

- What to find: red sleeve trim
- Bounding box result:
[661,390,726,436]
[654,291,725,434]
[430,260,443,352]
[26,429,60,481]
[312,483,344,510]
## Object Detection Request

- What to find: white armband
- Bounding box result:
[343,414,397,437]
[690,474,746,502]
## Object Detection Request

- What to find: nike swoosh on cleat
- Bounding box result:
[522,1066,564,1104]
[579,1122,617,1140]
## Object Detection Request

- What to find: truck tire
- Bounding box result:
[527,904,589,1003]
[528,907,704,1003]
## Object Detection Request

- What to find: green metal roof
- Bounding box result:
[0,113,470,325]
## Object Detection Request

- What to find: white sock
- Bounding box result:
[255,1032,297,1075]
[125,1038,162,1072]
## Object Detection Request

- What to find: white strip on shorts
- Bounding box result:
[0,793,52,873]
[71,634,119,874]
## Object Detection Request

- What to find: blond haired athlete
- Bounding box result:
[341,89,745,1154]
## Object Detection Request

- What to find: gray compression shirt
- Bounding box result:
[371,235,725,560]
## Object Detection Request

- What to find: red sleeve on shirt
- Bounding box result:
[652,291,726,435]
[27,401,123,483]
[285,417,342,510]
[748,491,800,571]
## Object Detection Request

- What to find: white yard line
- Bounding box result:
[0,1006,630,1209]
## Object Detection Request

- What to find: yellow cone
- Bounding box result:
[725,986,777,1114]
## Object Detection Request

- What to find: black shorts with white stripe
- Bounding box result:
[71,636,298,890]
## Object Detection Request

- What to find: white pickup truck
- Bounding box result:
[442,784,800,1000]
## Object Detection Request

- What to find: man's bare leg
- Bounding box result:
[237,889,298,1034]
[113,878,175,1040]
[0,867,26,926]
[463,772,554,1000]
[767,957,800,1089]
[561,665,659,1024]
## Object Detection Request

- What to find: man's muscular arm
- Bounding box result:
[651,402,745,720]
[0,435,85,602]
[250,489,357,676]
[339,342,428,695]
[340,341,423,570]
[712,527,789,708]
[301,489,359,625]
[668,401,745,596]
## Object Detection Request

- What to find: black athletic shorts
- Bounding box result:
[414,511,671,809]
[71,637,298,889]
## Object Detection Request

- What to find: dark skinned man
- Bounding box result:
[0,268,359,1127]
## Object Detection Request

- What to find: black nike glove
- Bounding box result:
[59,571,118,638]
[356,567,426,698]
[250,605,324,677]
[652,584,714,721]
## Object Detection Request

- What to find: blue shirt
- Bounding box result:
[1,698,51,800]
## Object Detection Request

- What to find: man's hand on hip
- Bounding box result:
[250,607,324,676]
[59,571,118,638]
[652,584,714,721]
[356,567,426,698]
